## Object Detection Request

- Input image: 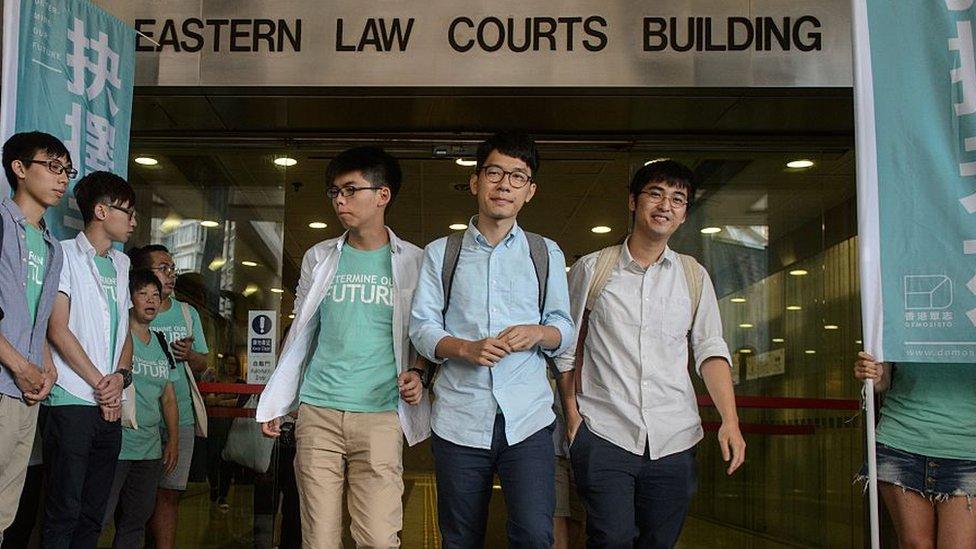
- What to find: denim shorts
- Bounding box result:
[861,443,976,501]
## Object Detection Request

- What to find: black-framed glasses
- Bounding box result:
[24,158,78,179]
[639,189,689,208]
[151,264,177,276]
[108,204,137,220]
[480,165,533,188]
[326,185,383,199]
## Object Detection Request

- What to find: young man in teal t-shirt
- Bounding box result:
[0,132,70,544]
[127,244,209,549]
[102,269,178,549]
[43,171,136,548]
[257,147,428,548]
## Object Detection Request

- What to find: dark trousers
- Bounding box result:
[40,405,122,549]
[102,459,163,549]
[1,463,43,548]
[570,422,697,549]
[431,415,555,549]
[253,439,301,548]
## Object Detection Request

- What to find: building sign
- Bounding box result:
[91,0,852,87]
[855,1,976,363]
[247,310,276,384]
[1,0,136,237]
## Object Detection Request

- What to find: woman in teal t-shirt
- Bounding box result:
[855,352,976,547]
[101,270,179,549]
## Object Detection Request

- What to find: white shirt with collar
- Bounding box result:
[256,228,431,446]
[52,232,131,403]
[556,238,731,459]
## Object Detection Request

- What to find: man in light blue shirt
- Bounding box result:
[410,131,573,548]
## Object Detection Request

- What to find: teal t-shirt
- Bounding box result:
[120,333,172,461]
[151,298,208,426]
[299,244,398,412]
[25,224,47,324]
[93,255,118,369]
[877,362,976,460]
[46,254,117,408]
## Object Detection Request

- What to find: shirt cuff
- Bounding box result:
[415,327,451,365]
[542,318,575,359]
[693,337,732,375]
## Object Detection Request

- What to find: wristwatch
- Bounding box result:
[115,368,132,389]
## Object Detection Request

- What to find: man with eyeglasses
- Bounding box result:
[410,131,574,548]
[257,146,429,548]
[43,171,137,548]
[127,244,209,549]
[555,159,745,548]
[0,132,71,544]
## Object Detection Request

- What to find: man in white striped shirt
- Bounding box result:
[556,160,745,549]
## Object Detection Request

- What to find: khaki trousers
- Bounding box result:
[0,394,39,538]
[294,404,403,549]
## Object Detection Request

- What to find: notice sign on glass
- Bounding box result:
[247,310,277,384]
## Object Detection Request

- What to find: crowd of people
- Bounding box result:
[0,128,970,549]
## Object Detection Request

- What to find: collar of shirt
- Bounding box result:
[619,236,677,274]
[465,214,521,249]
[332,226,405,255]
[2,197,52,238]
[74,230,126,263]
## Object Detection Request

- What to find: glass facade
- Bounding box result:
[90,105,868,546]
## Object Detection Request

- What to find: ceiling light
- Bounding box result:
[730,297,746,303]
[455,158,477,167]
[591,226,612,234]
[772,338,785,343]
[207,257,226,271]
[270,288,284,294]
[739,323,754,329]
[308,222,328,229]
[217,353,224,358]
[200,220,219,228]
[565,266,571,272]
[824,324,839,330]
[644,158,670,166]
[243,284,259,297]
[855,339,863,345]
[288,314,295,319]
[449,223,468,231]
[789,269,808,276]
[134,156,158,166]
[700,227,722,235]
[787,159,815,169]
[241,261,258,267]
[804,349,817,355]
[274,157,297,167]
[737,348,753,354]
[786,305,802,311]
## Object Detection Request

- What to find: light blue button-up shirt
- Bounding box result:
[410,219,574,449]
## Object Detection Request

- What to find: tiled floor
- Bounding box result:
[97,473,807,548]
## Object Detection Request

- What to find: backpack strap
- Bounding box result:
[678,254,703,325]
[153,330,177,369]
[574,245,623,393]
[440,232,464,316]
[180,301,194,336]
[524,232,549,316]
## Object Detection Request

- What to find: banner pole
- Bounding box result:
[864,378,880,549]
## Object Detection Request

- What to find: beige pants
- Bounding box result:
[294,404,403,549]
[0,394,39,535]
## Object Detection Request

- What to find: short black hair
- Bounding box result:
[324,147,402,205]
[128,244,171,270]
[629,159,697,208]
[129,268,162,295]
[2,131,71,191]
[73,171,135,226]
[476,132,539,175]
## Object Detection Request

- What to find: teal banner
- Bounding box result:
[855,1,976,363]
[1,0,135,239]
